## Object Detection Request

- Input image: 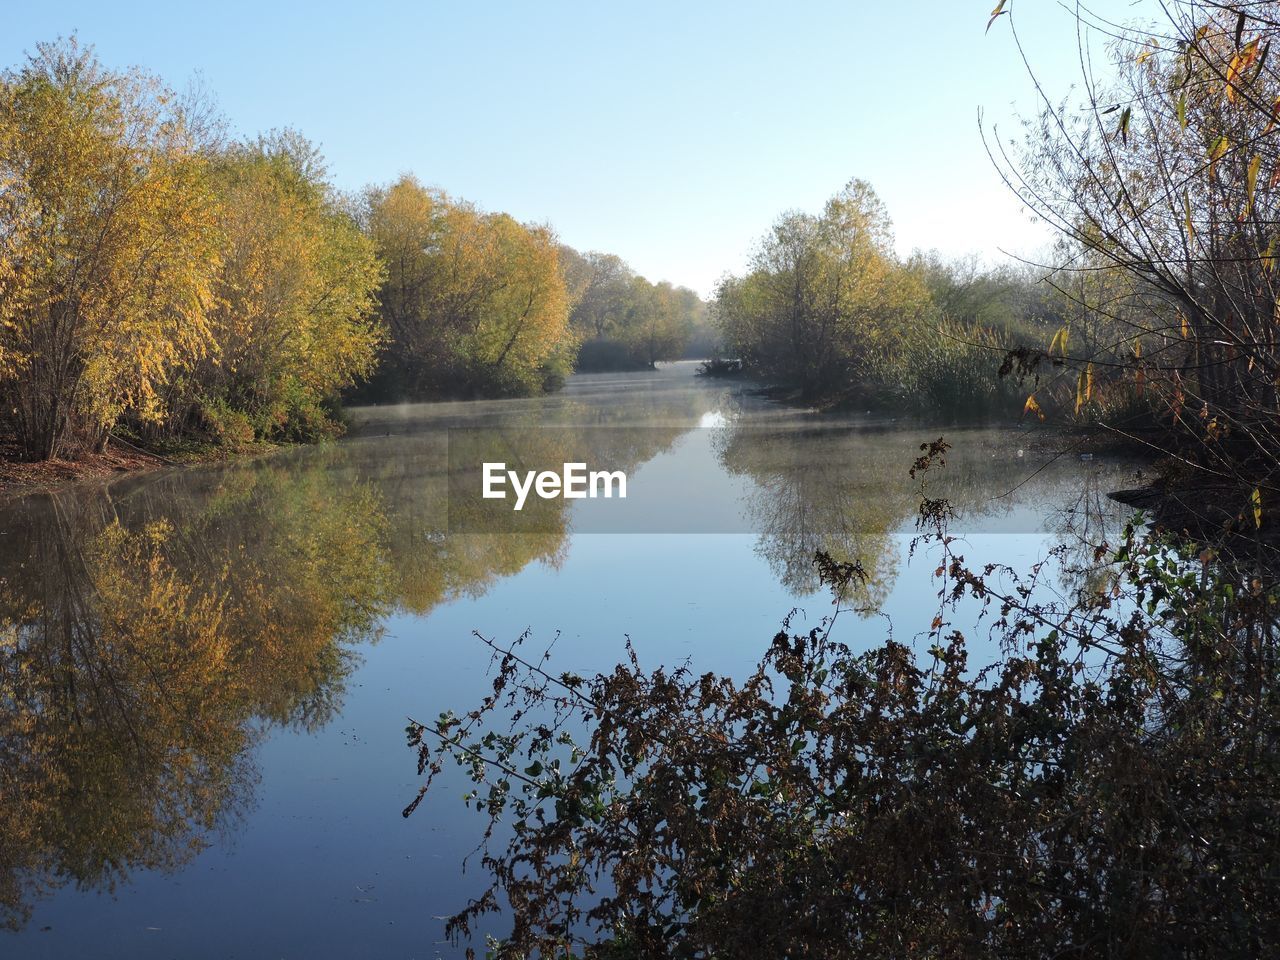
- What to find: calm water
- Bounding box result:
[0,362,1144,958]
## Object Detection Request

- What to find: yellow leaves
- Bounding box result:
[1048,325,1069,357]
[1183,190,1196,243]
[1253,488,1264,529]
[1023,393,1045,421]
[208,146,383,414]
[0,40,221,456]
[986,0,1007,34]
[367,178,571,394]
[1245,153,1263,217]
[1075,362,1094,416]
[1226,38,1260,103]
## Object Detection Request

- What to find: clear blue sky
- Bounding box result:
[4,0,1139,296]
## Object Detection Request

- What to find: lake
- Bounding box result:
[0,362,1145,958]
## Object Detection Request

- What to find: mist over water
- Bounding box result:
[0,362,1145,958]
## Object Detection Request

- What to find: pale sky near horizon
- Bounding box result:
[4,0,1145,296]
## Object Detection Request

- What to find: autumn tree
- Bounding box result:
[715,179,932,402]
[994,0,1280,502]
[567,251,634,339]
[563,250,700,371]
[556,243,595,318]
[874,252,1052,417]
[362,176,572,398]
[0,39,220,459]
[616,278,698,368]
[175,131,383,444]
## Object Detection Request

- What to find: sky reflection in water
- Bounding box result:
[0,363,1145,958]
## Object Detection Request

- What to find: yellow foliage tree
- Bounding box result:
[0,39,220,459]
[183,132,383,443]
[363,176,572,397]
[715,179,932,401]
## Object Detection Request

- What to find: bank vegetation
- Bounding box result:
[0,39,704,469]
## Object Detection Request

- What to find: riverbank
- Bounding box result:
[0,434,283,493]
[0,439,165,492]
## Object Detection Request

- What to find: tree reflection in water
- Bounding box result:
[716,421,1135,611]
[0,466,391,929]
[0,371,1143,934]
[0,405,697,930]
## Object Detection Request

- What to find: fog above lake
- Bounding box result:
[0,362,1146,957]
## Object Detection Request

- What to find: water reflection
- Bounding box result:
[717,424,912,606]
[0,466,389,929]
[0,375,710,931]
[0,364,1145,946]
[717,418,1138,609]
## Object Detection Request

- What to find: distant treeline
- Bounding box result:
[352,178,710,403]
[712,179,1066,415]
[559,248,710,373]
[0,39,708,463]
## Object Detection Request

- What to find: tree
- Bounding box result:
[715,179,931,401]
[616,278,697,368]
[995,1,1280,497]
[179,132,383,444]
[0,39,220,459]
[568,251,634,340]
[462,212,572,393]
[563,250,700,371]
[362,176,573,398]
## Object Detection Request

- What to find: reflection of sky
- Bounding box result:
[8,365,1149,959]
[18,530,1073,958]
[568,428,752,533]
